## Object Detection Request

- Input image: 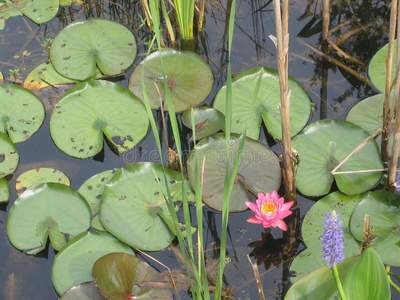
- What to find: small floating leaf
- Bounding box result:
[50,18,137,80]
[49,80,149,158]
[60,282,105,300]
[92,252,173,300]
[0,132,19,178]
[213,67,311,140]
[19,0,59,24]
[15,167,70,196]
[368,42,396,92]
[6,183,91,254]
[186,133,281,212]
[128,49,214,112]
[181,107,225,140]
[0,84,45,143]
[292,119,383,197]
[0,177,10,202]
[51,231,135,295]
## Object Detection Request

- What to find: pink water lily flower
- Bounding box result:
[245,191,294,231]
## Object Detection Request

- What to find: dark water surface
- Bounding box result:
[0,0,392,299]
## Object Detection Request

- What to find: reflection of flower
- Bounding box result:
[321,211,345,268]
[245,191,294,231]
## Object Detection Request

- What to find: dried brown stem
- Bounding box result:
[247,255,266,300]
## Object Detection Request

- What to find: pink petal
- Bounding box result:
[277,210,293,219]
[282,201,294,211]
[271,190,279,201]
[245,201,258,212]
[272,219,288,231]
[247,216,264,224]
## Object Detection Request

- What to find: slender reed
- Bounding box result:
[173,0,195,39]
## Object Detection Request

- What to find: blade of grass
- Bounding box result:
[173,0,195,39]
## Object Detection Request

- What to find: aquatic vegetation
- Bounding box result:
[321,211,345,268]
[0,131,19,178]
[59,282,103,300]
[245,190,294,231]
[0,177,10,202]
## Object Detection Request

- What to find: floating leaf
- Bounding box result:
[186,133,281,212]
[128,49,214,112]
[49,80,149,158]
[100,162,195,251]
[0,177,10,202]
[292,119,383,197]
[93,253,173,300]
[78,169,117,231]
[15,167,70,196]
[7,183,91,254]
[339,247,390,300]
[19,0,59,24]
[181,107,225,140]
[213,67,311,140]
[0,132,19,178]
[60,282,105,300]
[51,231,135,295]
[0,84,45,143]
[285,256,358,300]
[350,190,400,267]
[368,42,396,92]
[290,192,361,283]
[50,18,137,80]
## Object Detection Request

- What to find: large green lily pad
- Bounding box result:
[50,18,137,81]
[78,169,117,231]
[292,119,383,197]
[60,282,105,300]
[92,252,173,300]
[51,231,135,295]
[350,190,400,267]
[6,183,91,254]
[128,49,214,112]
[100,162,195,251]
[290,192,361,283]
[0,84,45,143]
[49,80,149,158]
[181,107,225,140]
[15,167,70,196]
[368,42,396,93]
[213,67,311,140]
[186,133,281,212]
[0,131,19,178]
[0,177,10,202]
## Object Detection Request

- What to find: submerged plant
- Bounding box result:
[245,190,294,231]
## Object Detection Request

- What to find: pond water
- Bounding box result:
[0,0,394,299]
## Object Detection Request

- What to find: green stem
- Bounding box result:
[390,278,400,293]
[332,265,346,300]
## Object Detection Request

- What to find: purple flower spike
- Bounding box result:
[321,211,345,268]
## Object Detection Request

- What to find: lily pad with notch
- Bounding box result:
[181,107,225,140]
[92,252,173,300]
[0,84,45,143]
[128,49,214,112]
[6,183,91,255]
[0,131,19,178]
[0,177,10,202]
[213,67,311,140]
[100,162,195,251]
[50,18,137,81]
[51,231,135,295]
[186,133,281,212]
[350,190,400,267]
[78,169,118,231]
[15,167,70,196]
[292,119,383,197]
[49,80,149,158]
[368,42,396,93]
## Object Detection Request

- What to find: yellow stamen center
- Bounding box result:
[261,202,276,214]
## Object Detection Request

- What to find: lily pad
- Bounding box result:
[186,133,281,212]
[92,252,173,300]
[368,42,396,92]
[0,84,45,143]
[350,190,400,267]
[49,80,149,158]
[78,169,118,231]
[50,18,137,81]
[15,167,70,196]
[0,131,19,178]
[100,162,195,251]
[213,67,311,140]
[60,282,105,300]
[292,119,383,197]
[51,231,135,295]
[181,107,225,140]
[0,177,10,202]
[6,183,91,254]
[290,192,361,283]
[128,49,214,112]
